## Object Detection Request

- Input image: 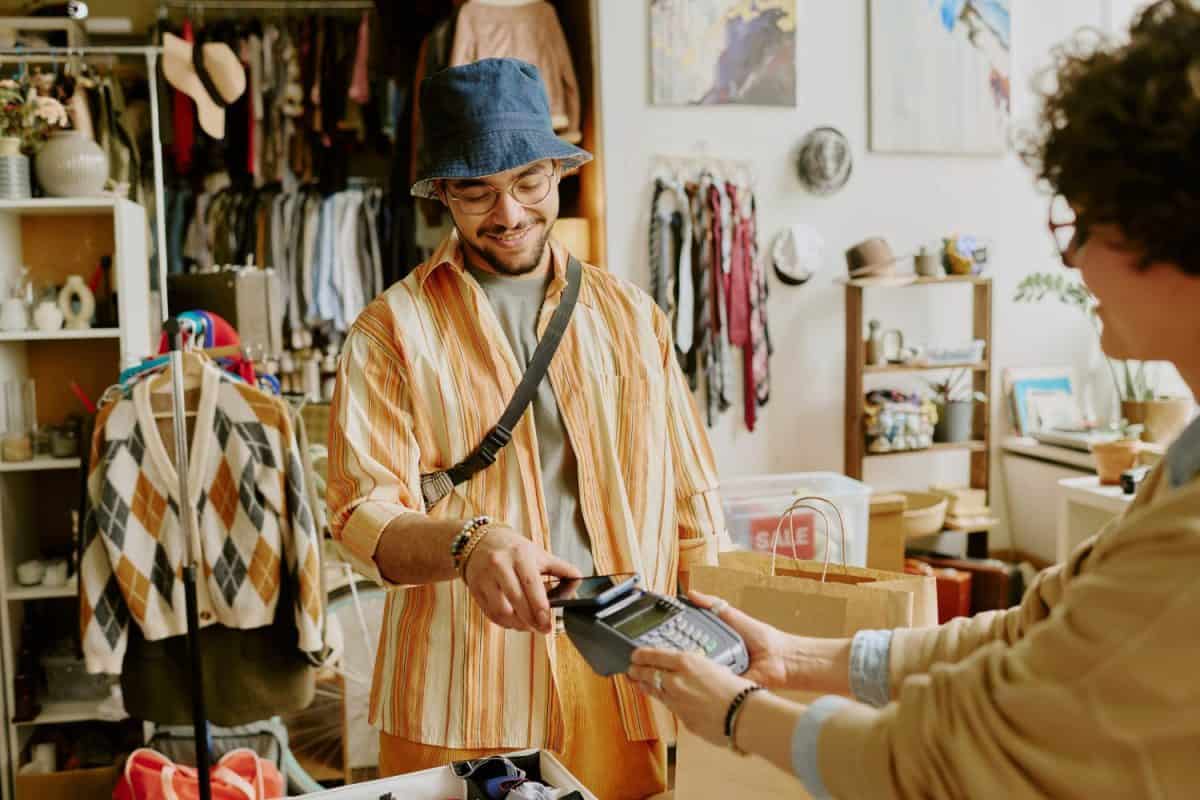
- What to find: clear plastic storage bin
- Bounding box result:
[721,472,871,567]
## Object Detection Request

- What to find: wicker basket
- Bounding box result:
[898,491,949,538]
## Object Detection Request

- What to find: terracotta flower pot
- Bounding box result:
[1121,397,1194,445]
[1091,439,1141,486]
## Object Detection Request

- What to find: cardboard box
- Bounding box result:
[15,764,121,800]
[929,485,987,515]
[296,749,597,800]
[866,493,907,573]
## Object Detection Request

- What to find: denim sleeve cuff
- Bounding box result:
[849,629,894,708]
[791,695,853,799]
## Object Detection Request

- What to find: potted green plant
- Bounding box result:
[1014,273,1194,443]
[1091,421,1144,485]
[926,368,987,443]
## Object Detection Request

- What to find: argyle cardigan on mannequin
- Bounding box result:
[80,362,324,675]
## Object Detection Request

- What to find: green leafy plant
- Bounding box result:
[925,368,988,405]
[1014,272,1159,402]
[0,78,68,153]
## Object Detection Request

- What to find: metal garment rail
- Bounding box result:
[160,0,373,10]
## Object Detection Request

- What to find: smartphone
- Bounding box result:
[544,573,639,608]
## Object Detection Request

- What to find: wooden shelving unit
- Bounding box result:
[845,275,994,556]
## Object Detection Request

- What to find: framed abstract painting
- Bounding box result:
[869,0,1012,155]
[650,0,797,106]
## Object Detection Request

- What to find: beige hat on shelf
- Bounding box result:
[844,237,914,286]
[162,32,246,140]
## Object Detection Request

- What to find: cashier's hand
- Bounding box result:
[684,590,791,689]
[463,523,581,635]
[630,648,754,749]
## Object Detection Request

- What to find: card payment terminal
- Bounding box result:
[558,575,750,677]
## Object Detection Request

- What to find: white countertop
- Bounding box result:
[1001,436,1097,471]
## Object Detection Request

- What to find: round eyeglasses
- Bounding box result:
[1048,194,1088,267]
[443,166,558,215]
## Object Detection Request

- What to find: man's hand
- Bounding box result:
[463,523,581,635]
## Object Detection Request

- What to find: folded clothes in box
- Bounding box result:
[292,750,597,800]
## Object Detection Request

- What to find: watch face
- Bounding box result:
[797,127,852,196]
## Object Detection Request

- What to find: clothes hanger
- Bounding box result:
[148,350,208,418]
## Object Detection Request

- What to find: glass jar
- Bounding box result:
[49,426,78,459]
[2,379,34,462]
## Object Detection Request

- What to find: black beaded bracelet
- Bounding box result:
[723,685,765,741]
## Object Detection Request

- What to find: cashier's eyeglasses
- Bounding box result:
[1048,194,1089,267]
[443,164,559,215]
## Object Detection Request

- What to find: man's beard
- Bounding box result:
[462,217,552,276]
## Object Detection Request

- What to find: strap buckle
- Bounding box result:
[477,424,512,467]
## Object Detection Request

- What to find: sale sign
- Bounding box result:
[747,510,816,559]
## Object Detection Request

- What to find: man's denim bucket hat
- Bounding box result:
[410,57,592,200]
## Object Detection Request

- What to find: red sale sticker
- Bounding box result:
[748,511,815,559]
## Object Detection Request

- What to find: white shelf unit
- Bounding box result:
[0,330,121,342]
[0,459,80,473]
[0,198,151,795]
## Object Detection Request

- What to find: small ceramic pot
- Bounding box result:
[33,300,64,332]
[35,130,108,197]
[1121,398,1194,445]
[1092,439,1141,485]
[934,400,974,443]
[0,296,28,331]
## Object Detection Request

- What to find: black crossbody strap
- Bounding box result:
[421,255,584,510]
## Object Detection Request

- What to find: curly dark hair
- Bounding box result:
[1020,0,1200,273]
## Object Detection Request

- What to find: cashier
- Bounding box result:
[631,2,1200,796]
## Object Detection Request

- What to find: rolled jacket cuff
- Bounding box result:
[849,629,894,708]
[338,500,415,588]
[792,695,853,799]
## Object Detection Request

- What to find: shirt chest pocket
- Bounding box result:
[583,369,654,419]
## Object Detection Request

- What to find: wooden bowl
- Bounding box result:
[899,491,949,538]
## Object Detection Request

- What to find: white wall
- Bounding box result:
[596,0,1171,550]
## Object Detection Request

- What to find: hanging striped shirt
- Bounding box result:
[327,232,726,750]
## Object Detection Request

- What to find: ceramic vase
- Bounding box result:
[33,300,64,332]
[58,275,95,330]
[0,297,27,331]
[35,130,108,198]
[1121,398,1194,445]
[0,136,31,200]
[933,401,974,443]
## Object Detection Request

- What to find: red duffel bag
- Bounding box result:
[113,748,285,800]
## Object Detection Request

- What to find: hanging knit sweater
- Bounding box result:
[80,361,324,675]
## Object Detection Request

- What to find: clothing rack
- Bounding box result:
[159,0,374,11]
[162,317,214,800]
[652,153,755,187]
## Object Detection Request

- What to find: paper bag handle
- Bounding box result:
[768,496,849,582]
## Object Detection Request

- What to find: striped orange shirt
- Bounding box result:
[327,233,726,750]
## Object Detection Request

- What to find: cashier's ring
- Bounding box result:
[709,599,730,616]
[651,670,664,692]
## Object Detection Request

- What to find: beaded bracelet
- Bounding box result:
[456,522,494,580]
[451,516,491,575]
[724,685,765,755]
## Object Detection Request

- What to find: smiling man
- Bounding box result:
[326,59,725,798]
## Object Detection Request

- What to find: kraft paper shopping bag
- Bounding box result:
[674,498,936,799]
